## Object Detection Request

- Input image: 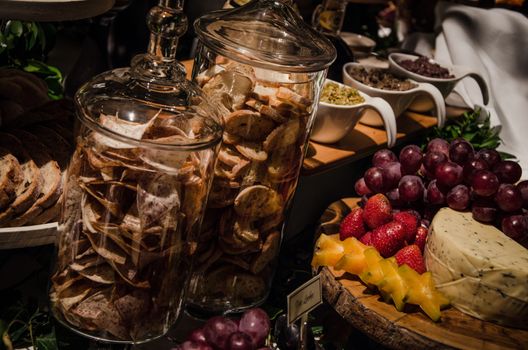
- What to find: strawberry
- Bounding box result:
[393,211,419,243]
[394,245,426,274]
[371,221,406,257]
[359,231,373,246]
[414,226,428,252]
[362,194,392,230]
[339,208,366,240]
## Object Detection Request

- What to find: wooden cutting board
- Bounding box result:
[315,198,528,350]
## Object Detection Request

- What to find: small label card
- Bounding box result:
[287,274,323,324]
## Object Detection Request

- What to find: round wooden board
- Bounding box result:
[315,198,528,350]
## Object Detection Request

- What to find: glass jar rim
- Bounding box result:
[194,1,336,74]
[76,102,223,152]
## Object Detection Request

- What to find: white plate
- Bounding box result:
[0,0,115,21]
[0,222,57,250]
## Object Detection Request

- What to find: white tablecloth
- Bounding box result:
[403,1,528,174]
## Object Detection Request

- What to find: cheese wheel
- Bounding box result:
[425,208,528,328]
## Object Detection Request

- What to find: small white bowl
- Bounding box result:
[388,53,489,111]
[342,62,446,128]
[311,79,397,147]
[340,32,376,58]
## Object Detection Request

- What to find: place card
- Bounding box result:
[287,274,323,324]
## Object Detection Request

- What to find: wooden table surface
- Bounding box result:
[303,107,467,175]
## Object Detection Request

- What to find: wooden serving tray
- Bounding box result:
[315,198,528,350]
[0,222,57,250]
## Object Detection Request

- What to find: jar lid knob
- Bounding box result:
[131,0,187,85]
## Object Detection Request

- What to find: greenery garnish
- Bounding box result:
[425,108,516,159]
[0,20,63,100]
[0,302,58,350]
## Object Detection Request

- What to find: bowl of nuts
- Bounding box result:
[388,53,489,111]
[311,79,397,147]
[342,62,446,128]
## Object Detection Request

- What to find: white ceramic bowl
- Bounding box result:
[342,62,446,128]
[340,32,376,58]
[388,53,489,111]
[311,79,397,147]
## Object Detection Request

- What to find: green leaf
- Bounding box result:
[499,151,517,160]
[35,329,58,350]
[26,23,38,51]
[311,326,324,336]
[7,21,23,37]
[479,139,499,149]
[37,25,46,52]
[463,132,477,142]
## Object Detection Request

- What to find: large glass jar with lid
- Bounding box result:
[49,0,223,344]
[187,0,336,313]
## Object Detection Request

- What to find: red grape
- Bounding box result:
[463,159,489,184]
[382,162,402,189]
[398,175,424,202]
[203,316,238,350]
[472,205,497,223]
[274,314,300,350]
[449,139,474,165]
[364,167,386,193]
[493,160,522,184]
[180,341,213,350]
[354,177,372,196]
[423,151,447,174]
[435,161,463,189]
[188,328,208,344]
[472,193,496,207]
[386,188,403,207]
[425,180,445,205]
[426,138,449,156]
[238,308,270,348]
[372,149,398,168]
[476,149,501,168]
[399,145,423,175]
[501,215,527,243]
[446,184,470,211]
[517,180,528,209]
[227,332,254,350]
[472,170,500,197]
[495,184,523,212]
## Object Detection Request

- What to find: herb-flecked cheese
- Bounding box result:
[424,208,528,328]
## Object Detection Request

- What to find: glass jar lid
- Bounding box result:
[194,0,337,73]
[76,1,223,151]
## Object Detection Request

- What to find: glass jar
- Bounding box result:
[187,0,336,313]
[49,1,223,344]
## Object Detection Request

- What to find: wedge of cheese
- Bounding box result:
[425,208,528,328]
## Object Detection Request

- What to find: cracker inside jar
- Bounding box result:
[190,61,314,308]
[51,111,217,341]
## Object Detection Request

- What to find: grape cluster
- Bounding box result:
[174,308,271,350]
[356,139,528,246]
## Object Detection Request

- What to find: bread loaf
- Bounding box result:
[0,132,43,226]
[0,147,23,210]
[7,129,62,227]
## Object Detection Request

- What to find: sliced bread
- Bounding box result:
[0,147,23,210]
[6,129,62,227]
[0,132,43,226]
[31,195,62,225]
